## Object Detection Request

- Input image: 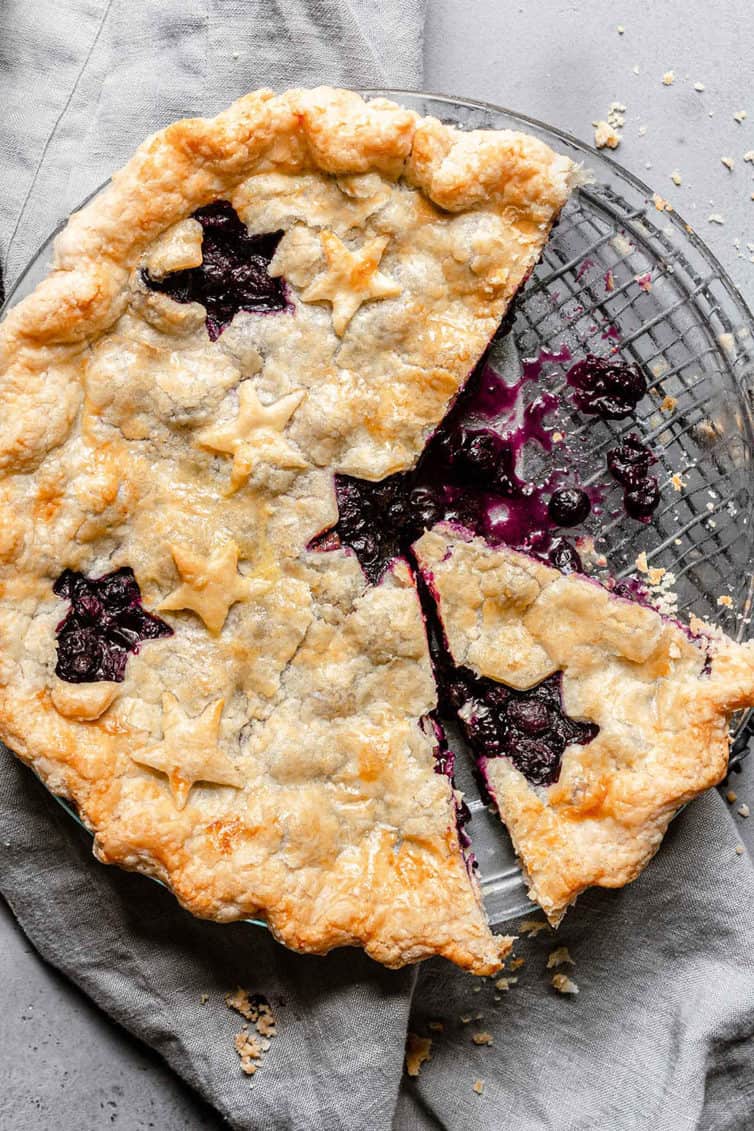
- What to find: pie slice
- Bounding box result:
[0,88,576,971]
[414,527,754,924]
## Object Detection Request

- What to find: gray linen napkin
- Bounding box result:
[2,3,754,1129]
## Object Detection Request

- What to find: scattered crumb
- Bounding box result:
[638,124,647,136]
[660,394,677,412]
[510,956,526,970]
[594,120,621,149]
[494,976,518,992]
[473,1078,485,1095]
[648,567,666,586]
[199,992,209,1005]
[405,1033,432,1078]
[632,65,640,75]
[653,192,673,212]
[708,213,726,225]
[472,1031,494,1046]
[617,24,625,34]
[721,157,735,172]
[459,1013,472,1024]
[428,1020,445,1033]
[517,917,550,936]
[693,81,706,92]
[551,974,580,995]
[735,844,745,856]
[662,71,675,86]
[552,430,564,443]
[604,269,615,292]
[739,804,750,818]
[547,947,575,969]
[670,171,682,186]
[727,789,738,803]
[635,272,652,292]
[717,594,734,608]
[226,988,255,1020]
[734,111,748,124]
[671,473,686,492]
[635,551,649,573]
[234,1029,264,1076]
[744,151,754,164]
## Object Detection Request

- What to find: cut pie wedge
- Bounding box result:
[0,88,577,971]
[414,527,754,924]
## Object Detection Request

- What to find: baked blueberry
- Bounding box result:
[567,354,647,419]
[607,434,653,486]
[548,538,583,574]
[624,476,660,519]
[547,487,591,527]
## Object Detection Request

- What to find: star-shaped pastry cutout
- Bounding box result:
[159,540,257,634]
[300,231,402,336]
[197,384,307,492]
[131,694,243,809]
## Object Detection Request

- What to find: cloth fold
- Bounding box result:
[1,3,753,1129]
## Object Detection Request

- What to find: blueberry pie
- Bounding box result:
[0,88,578,971]
[414,528,754,923]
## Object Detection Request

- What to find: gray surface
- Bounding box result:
[1,2,754,1128]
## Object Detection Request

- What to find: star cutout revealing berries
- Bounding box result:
[131,694,242,809]
[159,540,262,635]
[53,567,172,684]
[197,383,307,491]
[142,200,289,341]
[300,231,402,335]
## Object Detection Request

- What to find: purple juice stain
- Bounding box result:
[310,347,587,584]
[440,665,598,788]
[53,567,172,683]
[142,200,289,340]
[567,354,647,419]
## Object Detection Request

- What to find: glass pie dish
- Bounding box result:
[2,91,753,927]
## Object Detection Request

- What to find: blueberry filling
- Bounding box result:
[606,434,660,522]
[440,666,598,787]
[142,200,288,340]
[548,538,583,574]
[547,487,591,528]
[53,567,172,683]
[567,354,647,419]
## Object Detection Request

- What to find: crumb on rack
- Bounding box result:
[660,395,677,412]
[662,70,675,86]
[551,974,580,995]
[428,1020,445,1032]
[718,594,734,608]
[405,1033,432,1078]
[547,947,576,969]
[594,121,621,149]
[517,917,551,936]
[635,551,649,573]
[473,1078,485,1095]
[671,473,686,492]
[653,192,673,212]
[635,272,652,292]
[739,804,750,818]
[510,956,526,970]
[472,1031,494,1046]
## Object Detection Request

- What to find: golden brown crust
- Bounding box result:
[414,528,754,924]
[0,89,578,971]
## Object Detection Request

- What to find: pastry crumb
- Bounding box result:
[652,192,673,212]
[617,24,625,34]
[473,1078,485,1095]
[744,151,754,164]
[635,272,652,292]
[727,789,738,803]
[405,1033,432,1077]
[517,917,550,936]
[734,111,747,123]
[428,1020,445,1032]
[670,171,682,186]
[510,956,526,970]
[660,395,677,413]
[594,121,621,150]
[547,947,576,969]
[472,1031,494,1046]
[199,992,209,1005]
[494,976,518,991]
[234,1028,264,1076]
[738,804,750,818]
[459,1013,472,1024]
[721,157,735,172]
[551,973,580,995]
[708,214,725,225]
[717,595,734,608]
[693,81,706,92]
[735,844,745,856]
[662,70,675,86]
[635,551,649,573]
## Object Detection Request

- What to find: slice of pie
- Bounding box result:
[414,527,754,924]
[0,88,576,971]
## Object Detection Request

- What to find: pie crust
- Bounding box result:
[0,88,577,971]
[414,527,754,923]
